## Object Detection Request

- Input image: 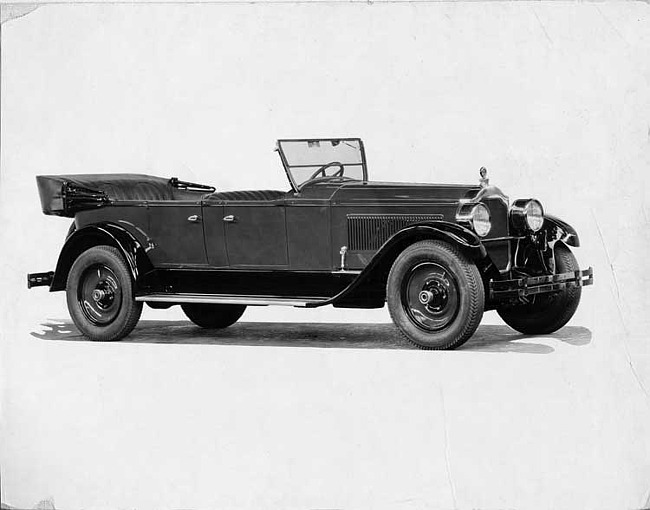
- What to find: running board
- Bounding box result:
[135,293,328,307]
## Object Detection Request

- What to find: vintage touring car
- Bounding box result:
[28,138,593,349]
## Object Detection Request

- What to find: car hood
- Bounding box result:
[330,180,483,203]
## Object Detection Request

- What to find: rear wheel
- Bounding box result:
[497,244,582,335]
[66,245,143,341]
[386,240,485,350]
[181,303,246,329]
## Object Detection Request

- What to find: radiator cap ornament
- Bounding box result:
[479,166,489,188]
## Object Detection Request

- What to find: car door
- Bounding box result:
[202,199,229,268]
[146,201,208,267]
[284,196,332,270]
[222,199,289,268]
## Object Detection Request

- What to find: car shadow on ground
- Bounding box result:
[30,320,592,354]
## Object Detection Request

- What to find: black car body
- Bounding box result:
[28,138,593,349]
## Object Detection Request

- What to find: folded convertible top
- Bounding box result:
[36,174,215,217]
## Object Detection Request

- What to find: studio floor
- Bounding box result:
[1,303,649,510]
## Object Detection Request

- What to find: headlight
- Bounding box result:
[510,199,544,233]
[456,202,491,237]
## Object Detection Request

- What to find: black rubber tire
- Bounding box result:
[387,240,485,350]
[497,244,582,335]
[181,303,246,329]
[66,245,143,341]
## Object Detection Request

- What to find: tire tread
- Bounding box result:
[497,244,582,335]
[387,240,484,350]
[66,245,142,341]
[181,303,246,329]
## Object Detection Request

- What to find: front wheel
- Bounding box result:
[387,240,485,350]
[181,303,246,329]
[66,245,143,341]
[497,244,582,335]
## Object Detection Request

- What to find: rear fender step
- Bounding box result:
[27,271,54,289]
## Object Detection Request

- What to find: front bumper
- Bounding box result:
[489,267,594,300]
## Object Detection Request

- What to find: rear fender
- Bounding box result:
[50,223,154,292]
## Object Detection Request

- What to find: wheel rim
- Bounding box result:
[401,262,460,332]
[77,264,122,326]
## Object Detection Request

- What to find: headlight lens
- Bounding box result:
[510,198,544,233]
[525,200,544,231]
[457,202,491,237]
[471,203,492,237]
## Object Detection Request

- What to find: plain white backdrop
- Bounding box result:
[1,2,649,509]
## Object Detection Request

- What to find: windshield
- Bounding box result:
[277,138,367,191]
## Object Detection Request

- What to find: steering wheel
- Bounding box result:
[308,161,345,181]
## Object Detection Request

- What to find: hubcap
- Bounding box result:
[402,262,459,332]
[418,290,434,305]
[78,264,122,325]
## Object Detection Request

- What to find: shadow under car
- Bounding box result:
[30,320,592,354]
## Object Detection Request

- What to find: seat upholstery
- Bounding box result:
[210,190,286,202]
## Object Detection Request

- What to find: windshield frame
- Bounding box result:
[276,138,368,192]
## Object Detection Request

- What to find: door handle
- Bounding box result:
[223,215,236,223]
[187,214,201,223]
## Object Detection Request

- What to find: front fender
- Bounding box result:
[309,221,487,308]
[50,222,154,292]
[373,221,487,263]
[544,214,580,247]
